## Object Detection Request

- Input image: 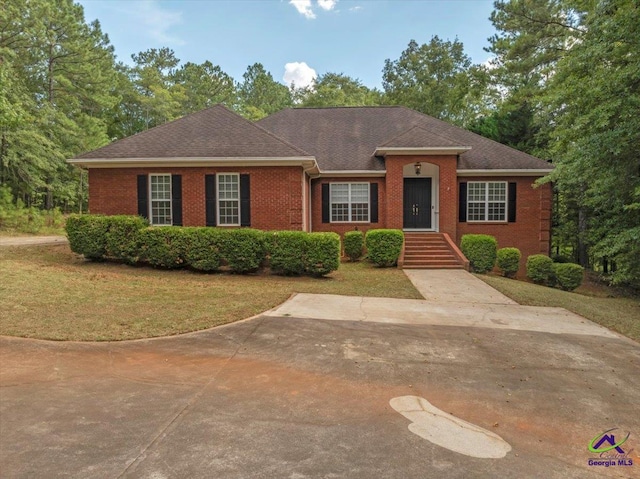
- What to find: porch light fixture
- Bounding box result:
[414,162,422,175]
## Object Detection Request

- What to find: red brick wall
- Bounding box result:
[88,166,304,230]
[384,155,458,239]
[457,177,552,270]
[310,177,386,237]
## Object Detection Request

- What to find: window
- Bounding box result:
[218,173,240,225]
[467,181,507,222]
[330,183,370,222]
[149,174,172,225]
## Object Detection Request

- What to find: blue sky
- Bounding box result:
[78,0,497,89]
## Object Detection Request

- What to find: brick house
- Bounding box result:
[69,104,552,269]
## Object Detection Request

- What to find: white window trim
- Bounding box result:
[217,173,241,227]
[149,173,172,226]
[330,182,370,223]
[467,181,508,223]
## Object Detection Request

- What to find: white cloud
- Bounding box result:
[289,0,338,19]
[283,62,317,88]
[290,0,316,19]
[349,6,362,12]
[131,0,185,45]
[317,0,338,11]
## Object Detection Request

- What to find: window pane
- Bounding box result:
[468,182,486,202]
[351,203,369,222]
[488,182,506,202]
[468,202,486,221]
[488,202,505,221]
[350,184,369,203]
[330,184,349,203]
[219,200,239,225]
[218,174,239,200]
[331,203,349,222]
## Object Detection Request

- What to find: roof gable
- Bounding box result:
[76,104,310,160]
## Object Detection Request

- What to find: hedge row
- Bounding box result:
[526,254,584,291]
[65,215,339,276]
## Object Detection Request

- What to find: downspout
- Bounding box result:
[301,168,307,231]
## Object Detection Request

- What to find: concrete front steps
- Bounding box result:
[401,232,469,270]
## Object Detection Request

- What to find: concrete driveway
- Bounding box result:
[1,271,639,478]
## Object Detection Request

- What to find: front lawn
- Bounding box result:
[478,274,640,342]
[0,245,422,341]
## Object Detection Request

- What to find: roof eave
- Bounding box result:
[374,146,472,156]
[457,168,553,177]
[67,156,319,174]
[316,170,387,178]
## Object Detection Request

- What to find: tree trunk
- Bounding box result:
[577,208,589,267]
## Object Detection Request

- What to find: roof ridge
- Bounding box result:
[289,105,404,110]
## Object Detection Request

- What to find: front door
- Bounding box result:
[403,178,432,229]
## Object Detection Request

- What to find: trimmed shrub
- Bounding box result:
[268,231,308,275]
[305,232,341,277]
[65,214,109,260]
[496,247,521,278]
[137,227,189,268]
[552,263,584,291]
[184,227,223,271]
[365,229,404,267]
[219,229,266,273]
[460,234,498,274]
[105,215,148,264]
[344,231,364,261]
[526,254,554,284]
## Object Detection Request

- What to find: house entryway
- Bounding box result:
[401,232,467,269]
[403,178,432,229]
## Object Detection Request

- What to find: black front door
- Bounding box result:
[403,178,432,229]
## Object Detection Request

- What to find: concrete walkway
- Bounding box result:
[266,269,622,339]
[403,269,516,304]
[0,235,67,246]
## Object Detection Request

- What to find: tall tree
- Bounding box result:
[129,47,185,129]
[382,37,491,125]
[237,63,292,120]
[297,73,382,107]
[172,61,237,113]
[545,0,640,285]
[0,0,119,208]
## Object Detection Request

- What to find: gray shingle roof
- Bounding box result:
[76,104,310,159]
[257,106,551,171]
[379,126,462,148]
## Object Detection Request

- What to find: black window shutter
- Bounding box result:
[322,184,330,223]
[137,175,148,219]
[508,182,517,223]
[170,175,182,226]
[240,174,251,227]
[370,183,378,223]
[459,182,467,222]
[205,174,216,227]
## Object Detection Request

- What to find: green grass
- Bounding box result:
[0,245,421,341]
[478,274,640,341]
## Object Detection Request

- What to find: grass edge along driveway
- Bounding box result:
[0,244,422,341]
[478,274,640,342]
